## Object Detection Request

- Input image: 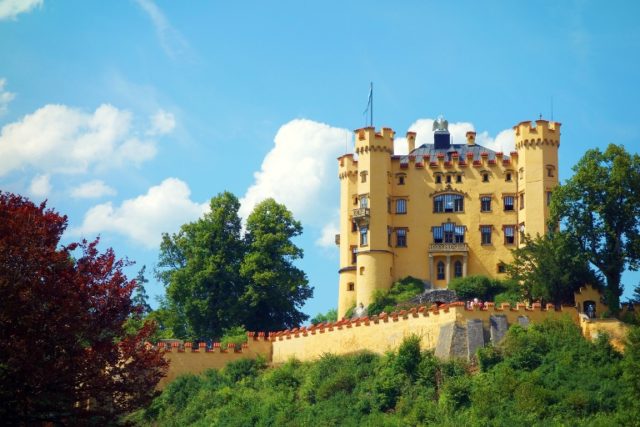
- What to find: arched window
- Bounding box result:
[434,194,464,213]
[437,261,445,280]
[454,260,462,278]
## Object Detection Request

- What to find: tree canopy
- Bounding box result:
[550,144,640,312]
[156,194,312,339]
[505,233,601,305]
[0,192,167,424]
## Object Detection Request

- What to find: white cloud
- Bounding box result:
[393,118,514,155]
[239,119,351,226]
[74,178,208,248]
[0,0,42,20]
[148,109,175,135]
[0,103,159,177]
[134,0,190,60]
[70,180,116,199]
[0,78,15,115]
[316,217,340,249]
[29,173,51,197]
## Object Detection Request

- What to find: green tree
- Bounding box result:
[506,233,600,305]
[240,199,313,331]
[448,275,517,302]
[157,192,246,339]
[132,265,152,316]
[551,144,640,313]
[310,308,338,325]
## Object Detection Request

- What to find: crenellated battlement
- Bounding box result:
[354,126,394,155]
[514,119,561,148]
[338,153,358,179]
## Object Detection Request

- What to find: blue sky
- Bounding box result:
[1,0,639,319]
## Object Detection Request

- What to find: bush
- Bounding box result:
[368,276,424,315]
[310,308,338,325]
[449,275,519,302]
[220,325,248,349]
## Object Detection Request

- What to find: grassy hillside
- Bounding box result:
[131,319,640,426]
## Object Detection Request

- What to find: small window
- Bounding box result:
[397,174,406,185]
[480,225,492,245]
[359,267,365,275]
[546,165,555,177]
[504,225,515,245]
[456,174,462,183]
[519,193,525,210]
[351,246,358,264]
[546,191,553,206]
[396,199,407,214]
[387,226,392,246]
[360,195,368,208]
[506,172,512,182]
[351,220,358,232]
[497,263,506,274]
[480,196,491,212]
[482,173,489,182]
[446,175,452,184]
[396,228,407,247]
[387,198,391,213]
[519,167,524,180]
[435,175,442,184]
[519,223,525,237]
[360,227,368,246]
[353,196,358,206]
[348,282,355,291]
[360,171,368,183]
[454,260,462,278]
[503,196,514,211]
[437,261,445,280]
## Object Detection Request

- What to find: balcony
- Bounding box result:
[352,207,370,227]
[429,243,469,253]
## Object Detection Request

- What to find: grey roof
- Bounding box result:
[397,143,508,165]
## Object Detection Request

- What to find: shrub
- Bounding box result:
[220,325,248,349]
[368,276,424,315]
[449,275,519,302]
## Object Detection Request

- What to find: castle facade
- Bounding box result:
[336,118,560,318]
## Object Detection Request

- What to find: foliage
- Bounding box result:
[448,275,519,302]
[220,325,248,349]
[310,308,338,325]
[550,144,640,312]
[506,232,601,305]
[138,319,638,426]
[157,191,246,340]
[240,198,313,332]
[367,276,424,315]
[157,194,312,340]
[0,192,167,424]
[132,265,153,316]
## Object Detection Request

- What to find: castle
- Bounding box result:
[156,118,632,387]
[336,117,560,318]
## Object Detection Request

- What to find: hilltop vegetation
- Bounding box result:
[132,319,640,426]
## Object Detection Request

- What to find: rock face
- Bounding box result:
[410,289,458,306]
[435,315,526,360]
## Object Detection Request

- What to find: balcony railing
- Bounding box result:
[429,243,469,253]
[352,208,370,227]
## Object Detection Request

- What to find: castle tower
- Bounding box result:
[337,127,394,319]
[514,120,561,238]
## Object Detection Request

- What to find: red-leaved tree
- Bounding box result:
[0,192,168,424]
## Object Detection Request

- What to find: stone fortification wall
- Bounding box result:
[157,333,272,389]
[157,300,610,387]
[270,302,576,364]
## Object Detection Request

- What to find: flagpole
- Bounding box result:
[370,82,373,127]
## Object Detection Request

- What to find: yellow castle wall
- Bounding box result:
[157,339,272,389]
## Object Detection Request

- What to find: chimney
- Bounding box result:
[466,131,476,146]
[406,131,416,153]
